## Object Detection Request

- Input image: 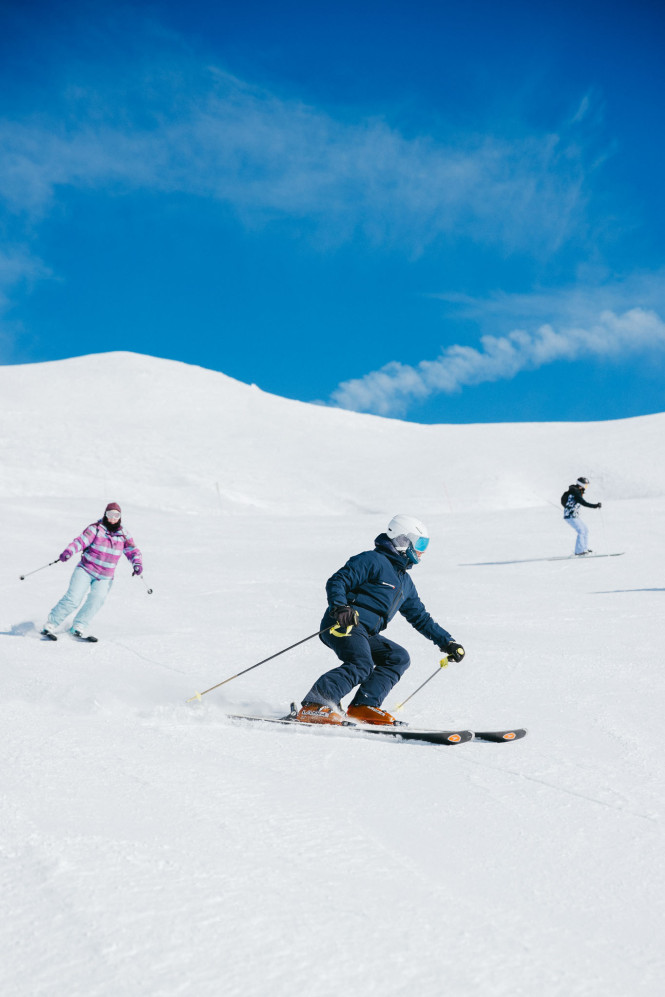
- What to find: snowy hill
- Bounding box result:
[2,351,664,513]
[2,352,664,997]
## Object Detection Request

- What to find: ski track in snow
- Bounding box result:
[1,354,664,997]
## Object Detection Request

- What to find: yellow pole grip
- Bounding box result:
[329,624,354,637]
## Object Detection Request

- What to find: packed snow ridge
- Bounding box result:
[1,351,663,513]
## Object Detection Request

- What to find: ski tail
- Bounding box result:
[473,728,527,742]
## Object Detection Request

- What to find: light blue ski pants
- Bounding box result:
[48,565,113,632]
[565,515,589,555]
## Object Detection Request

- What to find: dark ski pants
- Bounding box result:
[302,623,411,709]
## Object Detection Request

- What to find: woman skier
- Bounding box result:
[41,502,143,641]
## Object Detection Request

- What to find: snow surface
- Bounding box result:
[1,352,664,997]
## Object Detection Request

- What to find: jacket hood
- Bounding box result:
[374,533,413,570]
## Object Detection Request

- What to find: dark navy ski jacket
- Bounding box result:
[563,484,599,519]
[324,534,453,650]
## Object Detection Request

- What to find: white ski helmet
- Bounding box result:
[386,514,429,562]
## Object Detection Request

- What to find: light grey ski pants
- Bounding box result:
[564,515,589,555]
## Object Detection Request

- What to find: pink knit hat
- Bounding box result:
[105,502,121,515]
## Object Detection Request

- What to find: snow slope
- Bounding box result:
[1,353,664,997]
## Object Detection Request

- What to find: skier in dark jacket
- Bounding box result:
[562,477,602,555]
[296,515,465,726]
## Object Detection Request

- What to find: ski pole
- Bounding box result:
[186,626,333,703]
[394,655,449,712]
[139,575,153,595]
[599,504,608,552]
[19,559,60,580]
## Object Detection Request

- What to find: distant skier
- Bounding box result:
[561,477,602,556]
[296,515,465,726]
[41,502,142,641]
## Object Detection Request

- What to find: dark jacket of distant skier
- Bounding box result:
[324,533,453,645]
[561,483,600,519]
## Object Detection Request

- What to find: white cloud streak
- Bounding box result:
[0,67,598,256]
[0,248,50,310]
[432,270,665,335]
[330,308,665,415]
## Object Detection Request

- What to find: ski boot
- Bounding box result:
[40,623,58,641]
[346,704,400,726]
[295,702,345,725]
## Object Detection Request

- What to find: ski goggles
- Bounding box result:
[412,536,430,552]
[106,510,121,521]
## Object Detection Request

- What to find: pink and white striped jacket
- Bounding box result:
[61,521,142,580]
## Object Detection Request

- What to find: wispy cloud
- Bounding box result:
[330,308,665,415]
[0,248,50,308]
[0,248,51,361]
[0,62,601,256]
[431,269,665,333]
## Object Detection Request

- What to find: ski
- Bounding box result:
[40,629,57,641]
[224,711,473,745]
[473,728,527,742]
[543,553,623,562]
[462,553,624,566]
[71,631,99,642]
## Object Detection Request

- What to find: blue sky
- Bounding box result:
[1,0,664,423]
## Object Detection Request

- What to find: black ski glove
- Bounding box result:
[443,640,465,662]
[332,605,359,628]
[595,502,602,509]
